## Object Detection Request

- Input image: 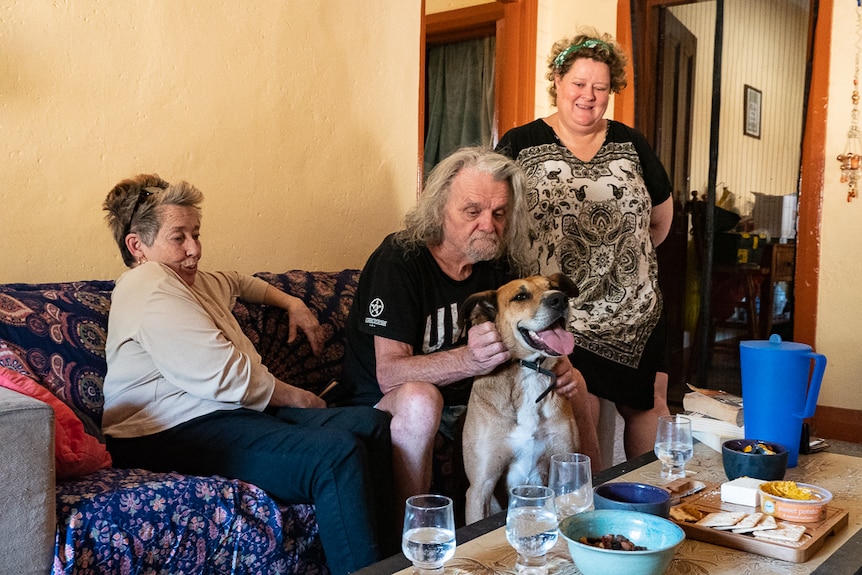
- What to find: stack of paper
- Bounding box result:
[684,411,745,452]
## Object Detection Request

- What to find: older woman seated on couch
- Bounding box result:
[102,174,394,575]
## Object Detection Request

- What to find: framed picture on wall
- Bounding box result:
[744,84,762,139]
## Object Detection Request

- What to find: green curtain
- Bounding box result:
[424,36,496,176]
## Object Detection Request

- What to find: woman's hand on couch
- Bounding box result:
[269,380,326,409]
[263,286,325,355]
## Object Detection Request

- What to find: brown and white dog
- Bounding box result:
[460,273,580,524]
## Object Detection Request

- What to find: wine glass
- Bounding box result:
[548,453,593,520]
[654,414,694,480]
[402,494,456,575]
[505,485,558,575]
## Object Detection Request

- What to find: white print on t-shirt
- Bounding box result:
[369,298,384,317]
[365,298,387,327]
[422,302,460,354]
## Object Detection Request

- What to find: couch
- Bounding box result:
[0,270,469,575]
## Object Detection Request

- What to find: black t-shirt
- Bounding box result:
[343,233,513,406]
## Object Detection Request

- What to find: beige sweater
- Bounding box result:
[102,262,275,438]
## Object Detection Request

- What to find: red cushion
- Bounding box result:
[0,367,111,479]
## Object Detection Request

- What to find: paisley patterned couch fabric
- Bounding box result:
[0,270,359,574]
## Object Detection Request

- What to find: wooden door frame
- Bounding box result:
[618,0,828,350]
[418,0,537,193]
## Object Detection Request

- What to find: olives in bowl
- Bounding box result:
[722,439,788,481]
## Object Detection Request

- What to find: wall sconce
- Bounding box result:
[838,1,862,202]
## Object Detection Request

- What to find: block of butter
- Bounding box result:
[721,477,766,507]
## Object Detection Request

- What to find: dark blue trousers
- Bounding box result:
[107,405,394,575]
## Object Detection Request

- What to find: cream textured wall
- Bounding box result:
[817,0,862,411]
[0,2,420,283]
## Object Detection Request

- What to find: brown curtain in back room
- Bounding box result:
[424,36,496,176]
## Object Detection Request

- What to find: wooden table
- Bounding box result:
[355,442,862,575]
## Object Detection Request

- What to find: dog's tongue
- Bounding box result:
[535,326,575,355]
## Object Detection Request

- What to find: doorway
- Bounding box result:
[632,0,814,403]
[654,9,697,405]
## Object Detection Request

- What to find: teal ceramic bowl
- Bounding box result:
[559,510,685,575]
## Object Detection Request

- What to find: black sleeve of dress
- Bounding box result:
[495,129,517,159]
[625,123,673,206]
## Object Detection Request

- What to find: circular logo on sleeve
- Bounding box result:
[368,298,384,318]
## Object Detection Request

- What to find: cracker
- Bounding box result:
[670,503,705,523]
[736,514,777,534]
[695,511,747,528]
[722,513,778,534]
[714,512,763,531]
[752,522,807,543]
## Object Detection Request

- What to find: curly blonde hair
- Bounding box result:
[546,27,628,107]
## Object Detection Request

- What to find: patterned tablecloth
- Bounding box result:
[396,443,862,575]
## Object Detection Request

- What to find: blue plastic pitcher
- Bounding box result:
[740,334,827,467]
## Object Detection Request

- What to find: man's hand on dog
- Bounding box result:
[550,356,585,400]
[465,321,511,374]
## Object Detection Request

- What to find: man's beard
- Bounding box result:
[465,232,503,262]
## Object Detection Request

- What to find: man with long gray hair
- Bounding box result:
[342,147,600,519]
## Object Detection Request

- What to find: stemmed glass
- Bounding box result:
[548,453,593,521]
[402,494,456,575]
[505,485,558,575]
[654,414,694,480]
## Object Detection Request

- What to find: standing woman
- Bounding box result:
[102,174,394,575]
[496,28,673,461]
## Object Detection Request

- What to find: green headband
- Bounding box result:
[553,39,612,68]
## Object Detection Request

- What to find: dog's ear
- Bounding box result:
[459,290,498,330]
[548,273,579,298]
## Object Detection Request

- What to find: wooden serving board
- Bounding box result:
[670,482,849,563]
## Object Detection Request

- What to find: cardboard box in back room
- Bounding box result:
[752,192,797,242]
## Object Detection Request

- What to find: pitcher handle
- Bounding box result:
[798,352,827,419]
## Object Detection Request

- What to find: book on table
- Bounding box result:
[684,411,745,452]
[683,384,744,426]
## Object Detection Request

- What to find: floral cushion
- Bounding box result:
[0,280,114,436]
[54,468,327,574]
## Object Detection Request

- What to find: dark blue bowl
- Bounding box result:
[593,482,670,518]
[722,439,788,481]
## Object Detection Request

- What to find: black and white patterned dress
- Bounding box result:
[498,119,672,408]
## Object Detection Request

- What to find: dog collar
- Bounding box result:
[518,359,558,403]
